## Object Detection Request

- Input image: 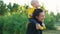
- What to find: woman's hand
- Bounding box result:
[36,24,40,30]
[36,24,43,30]
[36,24,45,30]
[42,23,46,29]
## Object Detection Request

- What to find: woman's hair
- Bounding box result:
[32,9,43,19]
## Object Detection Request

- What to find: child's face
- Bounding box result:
[32,2,39,8]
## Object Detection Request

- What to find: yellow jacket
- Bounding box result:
[27,7,35,18]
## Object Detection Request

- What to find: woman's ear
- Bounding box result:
[36,16,38,19]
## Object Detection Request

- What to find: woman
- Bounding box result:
[26,9,46,34]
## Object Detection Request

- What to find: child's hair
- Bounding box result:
[31,0,39,5]
[32,9,43,19]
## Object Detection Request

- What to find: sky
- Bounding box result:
[3,0,60,15]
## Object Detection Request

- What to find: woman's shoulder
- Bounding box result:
[28,22,35,25]
[27,22,36,27]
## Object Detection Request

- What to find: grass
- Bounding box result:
[43,30,60,34]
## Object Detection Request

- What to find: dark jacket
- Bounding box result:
[26,19,42,34]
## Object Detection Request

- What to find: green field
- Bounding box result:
[43,30,60,34]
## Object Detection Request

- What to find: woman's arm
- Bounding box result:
[36,23,46,30]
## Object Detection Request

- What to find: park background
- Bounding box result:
[0,0,60,34]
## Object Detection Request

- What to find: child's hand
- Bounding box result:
[29,14,33,17]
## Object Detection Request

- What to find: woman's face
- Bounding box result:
[36,12,44,22]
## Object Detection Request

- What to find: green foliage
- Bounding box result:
[0,12,28,34]
[44,12,56,30]
[0,1,28,33]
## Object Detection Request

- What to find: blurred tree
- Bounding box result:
[7,3,12,12]
[56,13,60,22]
[12,3,19,12]
[0,1,8,15]
[44,12,56,30]
[40,5,48,15]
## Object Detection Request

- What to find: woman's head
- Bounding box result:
[31,0,39,8]
[32,9,44,22]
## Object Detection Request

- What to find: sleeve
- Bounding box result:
[36,23,46,30]
[26,23,35,34]
[26,8,31,14]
